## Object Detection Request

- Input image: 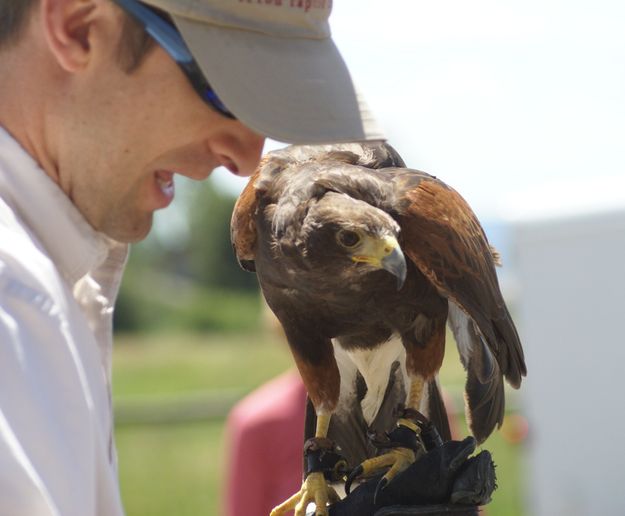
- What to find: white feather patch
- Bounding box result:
[447,300,474,369]
[333,335,409,426]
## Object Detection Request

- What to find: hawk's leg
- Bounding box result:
[345,375,427,501]
[270,414,342,516]
[406,375,425,410]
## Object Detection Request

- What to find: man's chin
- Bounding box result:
[102,216,152,244]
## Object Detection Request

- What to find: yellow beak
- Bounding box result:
[351,235,407,289]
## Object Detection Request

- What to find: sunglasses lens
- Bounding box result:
[203,89,234,119]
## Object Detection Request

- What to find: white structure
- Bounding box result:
[512,208,625,516]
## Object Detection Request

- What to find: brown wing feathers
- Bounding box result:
[398,180,525,382]
[397,178,526,441]
[231,168,263,272]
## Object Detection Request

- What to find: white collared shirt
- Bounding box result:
[0,126,128,515]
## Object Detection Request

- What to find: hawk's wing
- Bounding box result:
[394,175,526,441]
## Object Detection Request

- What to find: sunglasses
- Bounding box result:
[112,0,236,119]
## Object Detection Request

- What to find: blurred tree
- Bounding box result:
[185,180,258,291]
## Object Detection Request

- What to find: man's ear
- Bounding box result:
[41,0,99,72]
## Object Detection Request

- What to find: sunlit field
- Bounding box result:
[113,332,526,516]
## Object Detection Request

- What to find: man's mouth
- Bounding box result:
[155,170,175,199]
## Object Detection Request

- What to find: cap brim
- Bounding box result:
[172,16,384,144]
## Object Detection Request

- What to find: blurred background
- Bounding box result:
[112,0,625,515]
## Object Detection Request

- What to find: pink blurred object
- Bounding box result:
[500,414,530,445]
[224,371,307,516]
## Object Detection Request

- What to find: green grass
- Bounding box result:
[113,331,294,515]
[116,421,225,516]
[113,331,526,515]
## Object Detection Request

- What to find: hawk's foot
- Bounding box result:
[271,437,347,516]
[269,471,340,516]
[345,418,422,503]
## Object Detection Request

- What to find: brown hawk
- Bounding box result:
[231,142,526,515]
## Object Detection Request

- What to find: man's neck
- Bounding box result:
[0,41,62,187]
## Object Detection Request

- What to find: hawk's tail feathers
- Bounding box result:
[424,378,452,442]
[493,309,527,390]
[448,301,506,444]
[463,360,505,444]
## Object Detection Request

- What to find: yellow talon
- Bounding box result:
[361,447,416,479]
[270,472,338,516]
[345,445,418,496]
[397,417,419,433]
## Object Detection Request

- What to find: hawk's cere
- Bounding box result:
[231,142,526,516]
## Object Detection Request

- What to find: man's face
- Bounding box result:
[55,8,265,243]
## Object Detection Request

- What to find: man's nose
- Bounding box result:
[213,121,266,177]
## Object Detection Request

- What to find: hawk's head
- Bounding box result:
[297,192,407,290]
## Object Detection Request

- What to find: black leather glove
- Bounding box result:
[329,437,496,516]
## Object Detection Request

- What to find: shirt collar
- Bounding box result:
[0,126,127,287]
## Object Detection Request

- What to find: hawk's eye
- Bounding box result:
[337,229,361,248]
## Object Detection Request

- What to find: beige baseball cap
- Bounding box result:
[142,0,384,144]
